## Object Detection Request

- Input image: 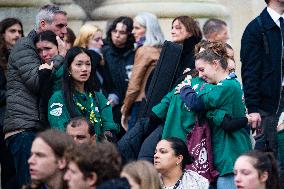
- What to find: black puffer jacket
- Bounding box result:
[4,30,47,133]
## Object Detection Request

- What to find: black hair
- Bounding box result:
[242,150,280,189]
[165,137,193,169]
[62,46,94,117]
[106,16,135,49]
[35,30,58,47]
[68,116,95,136]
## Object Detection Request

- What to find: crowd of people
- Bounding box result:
[0,0,284,189]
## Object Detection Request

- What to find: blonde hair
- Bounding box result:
[122,160,162,189]
[74,23,102,48]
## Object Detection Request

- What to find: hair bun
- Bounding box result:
[206,42,228,58]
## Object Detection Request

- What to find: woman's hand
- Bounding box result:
[121,115,129,131]
[175,75,192,94]
[39,61,54,70]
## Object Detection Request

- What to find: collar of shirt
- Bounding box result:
[267,7,284,27]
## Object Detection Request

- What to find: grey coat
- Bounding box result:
[3,30,47,133]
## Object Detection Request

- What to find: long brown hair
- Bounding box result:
[0,18,23,74]
[172,16,202,38]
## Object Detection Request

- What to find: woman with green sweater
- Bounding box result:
[179,42,252,189]
[48,47,119,140]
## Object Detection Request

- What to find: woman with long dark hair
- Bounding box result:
[0,17,23,189]
[171,16,202,84]
[48,47,119,140]
[103,16,135,134]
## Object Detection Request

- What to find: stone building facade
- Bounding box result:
[0,0,266,76]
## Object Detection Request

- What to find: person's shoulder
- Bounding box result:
[94,92,108,100]
[50,90,64,99]
[244,8,268,33]
[183,170,210,186]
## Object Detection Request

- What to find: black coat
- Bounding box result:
[172,36,201,86]
[241,8,282,114]
[102,44,135,104]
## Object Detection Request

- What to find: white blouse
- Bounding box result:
[162,170,209,189]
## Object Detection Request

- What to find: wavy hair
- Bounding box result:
[106,16,135,49]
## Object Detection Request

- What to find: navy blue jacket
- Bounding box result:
[102,44,135,104]
[241,8,282,114]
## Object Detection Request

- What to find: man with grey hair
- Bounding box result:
[202,18,229,43]
[3,4,67,187]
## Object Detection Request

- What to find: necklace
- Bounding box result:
[162,172,184,189]
[73,92,99,124]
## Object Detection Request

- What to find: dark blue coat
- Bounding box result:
[102,44,135,104]
[241,8,282,114]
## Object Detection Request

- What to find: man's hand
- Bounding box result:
[249,112,261,129]
[246,114,253,125]
[56,36,67,57]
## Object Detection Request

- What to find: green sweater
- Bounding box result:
[154,76,252,176]
[200,77,252,176]
[48,90,119,135]
[152,77,208,142]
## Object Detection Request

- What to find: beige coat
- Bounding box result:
[122,45,161,116]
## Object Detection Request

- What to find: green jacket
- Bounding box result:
[52,64,63,92]
[152,77,207,142]
[199,77,252,176]
[48,90,119,135]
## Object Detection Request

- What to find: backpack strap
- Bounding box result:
[257,16,269,54]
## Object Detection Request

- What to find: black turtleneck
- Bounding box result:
[173,35,202,86]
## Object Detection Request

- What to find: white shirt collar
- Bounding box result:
[267,7,284,27]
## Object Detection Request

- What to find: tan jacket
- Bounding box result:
[122,45,161,116]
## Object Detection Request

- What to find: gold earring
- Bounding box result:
[176,162,179,166]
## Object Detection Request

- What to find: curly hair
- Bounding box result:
[195,41,229,70]
[65,141,122,186]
